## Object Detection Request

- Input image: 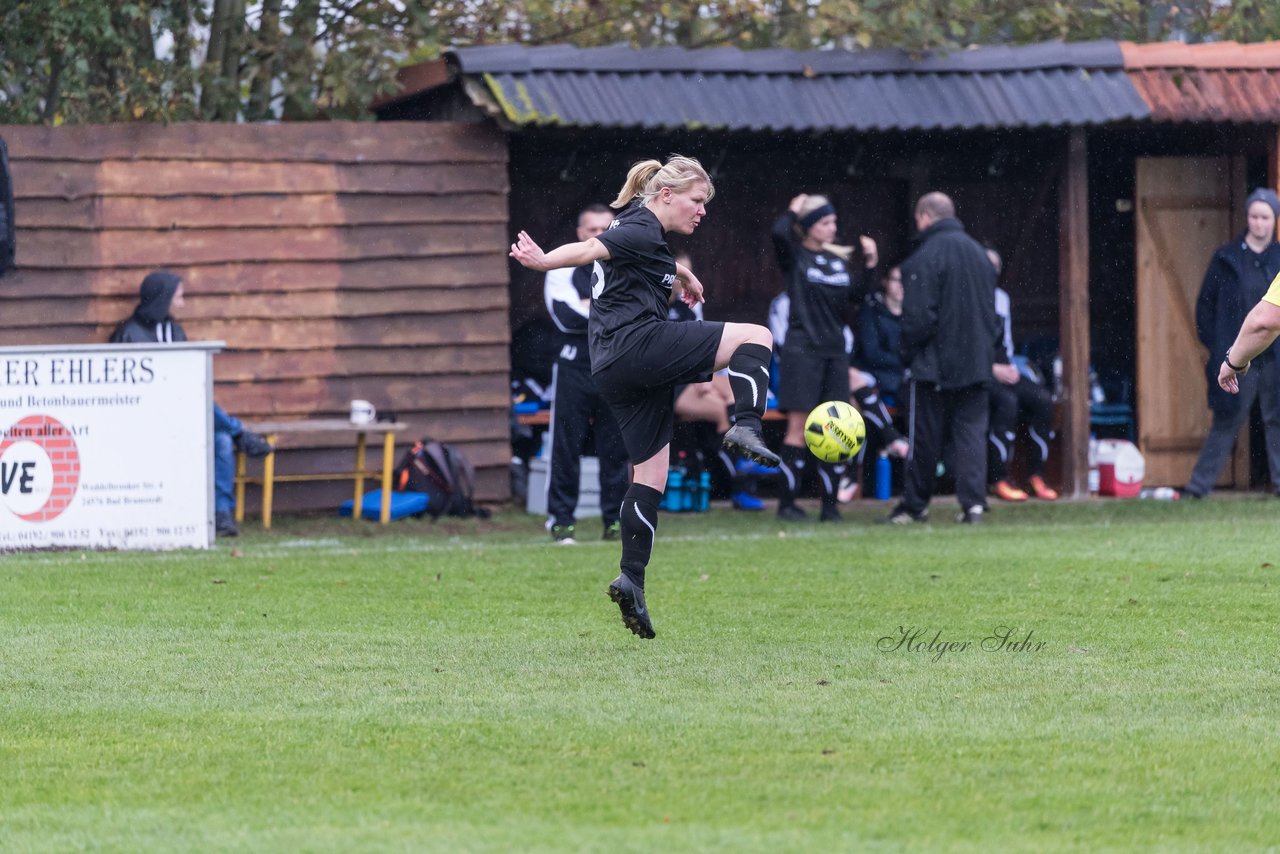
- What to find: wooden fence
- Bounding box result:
[0,121,512,511]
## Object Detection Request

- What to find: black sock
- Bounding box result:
[820,461,845,508]
[853,386,902,442]
[778,443,807,507]
[619,483,662,589]
[717,449,737,480]
[727,343,772,431]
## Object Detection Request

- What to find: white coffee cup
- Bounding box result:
[350,399,376,426]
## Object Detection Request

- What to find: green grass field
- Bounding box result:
[3,496,1279,852]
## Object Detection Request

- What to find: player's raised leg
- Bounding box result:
[716,322,780,467]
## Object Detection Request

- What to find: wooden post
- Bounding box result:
[1271,127,1280,238]
[1058,129,1091,497]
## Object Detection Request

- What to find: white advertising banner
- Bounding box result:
[0,343,222,550]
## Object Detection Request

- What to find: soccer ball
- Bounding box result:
[804,400,866,463]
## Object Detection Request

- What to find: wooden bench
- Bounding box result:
[234,419,409,529]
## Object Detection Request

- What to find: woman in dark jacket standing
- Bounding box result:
[1185,188,1280,497]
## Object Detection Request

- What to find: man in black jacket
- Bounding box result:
[886,192,999,524]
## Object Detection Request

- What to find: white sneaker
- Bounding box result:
[836,475,859,504]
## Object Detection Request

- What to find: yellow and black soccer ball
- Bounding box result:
[803,400,866,463]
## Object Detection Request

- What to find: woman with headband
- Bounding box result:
[770,193,878,523]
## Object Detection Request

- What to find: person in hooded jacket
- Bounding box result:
[1185,188,1280,497]
[886,192,1000,525]
[110,270,273,537]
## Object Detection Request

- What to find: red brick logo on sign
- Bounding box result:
[0,415,81,522]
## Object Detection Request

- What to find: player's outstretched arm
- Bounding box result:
[510,232,609,272]
[1220,300,1280,392]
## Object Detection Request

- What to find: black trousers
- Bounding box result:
[901,381,989,514]
[987,377,1054,482]
[547,360,630,528]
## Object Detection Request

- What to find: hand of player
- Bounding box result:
[859,235,878,269]
[789,194,808,214]
[509,231,550,272]
[679,269,705,306]
[1218,359,1247,393]
[992,363,1020,385]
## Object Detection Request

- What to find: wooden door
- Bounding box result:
[1135,157,1247,487]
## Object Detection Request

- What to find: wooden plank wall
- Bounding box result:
[0,121,512,512]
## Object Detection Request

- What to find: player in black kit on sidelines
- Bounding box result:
[511,155,779,639]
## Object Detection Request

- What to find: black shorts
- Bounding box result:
[777,347,850,414]
[593,320,725,463]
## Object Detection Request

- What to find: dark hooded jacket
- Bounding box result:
[857,292,904,395]
[109,271,188,343]
[898,218,999,388]
[1196,234,1280,415]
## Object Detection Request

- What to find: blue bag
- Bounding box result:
[338,489,429,521]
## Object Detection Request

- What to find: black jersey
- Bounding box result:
[771,210,869,356]
[590,204,678,373]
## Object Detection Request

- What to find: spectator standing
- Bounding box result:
[1185,188,1280,497]
[886,192,999,524]
[771,193,877,522]
[984,248,1059,502]
[109,270,273,537]
[543,204,631,543]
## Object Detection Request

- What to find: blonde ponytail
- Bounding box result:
[611,154,715,209]
[612,160,663,209]
[822,242,855,261]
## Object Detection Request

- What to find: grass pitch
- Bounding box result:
[2,496,1279,852]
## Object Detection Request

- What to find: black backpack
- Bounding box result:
[394,438,489,519]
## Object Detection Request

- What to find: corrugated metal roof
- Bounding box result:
[472,67,1145,132]
[385,40,1280,130]
[448,42,1147,132]
[1120,41,1280,122]
[452,40,1126,75]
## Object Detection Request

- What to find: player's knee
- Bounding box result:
[742,323,772,350]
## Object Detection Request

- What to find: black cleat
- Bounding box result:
[819,504,842,523]
[608,575,656,639]
[602,520,621,541]
[722,423,781,468]
[776,503,809,522]
[879,507,928,525]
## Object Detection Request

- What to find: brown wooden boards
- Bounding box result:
[0,121,513,507]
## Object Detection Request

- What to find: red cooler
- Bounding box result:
[1097,439,1144,498]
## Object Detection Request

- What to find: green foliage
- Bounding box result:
[1,0,1277,124]
[2,499,1280,848]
